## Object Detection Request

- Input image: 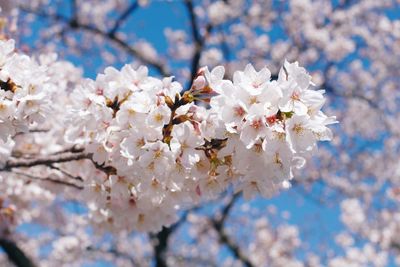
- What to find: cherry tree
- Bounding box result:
[0,0,399,266]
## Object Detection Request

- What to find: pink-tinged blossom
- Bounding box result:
[171,122,204,169]
[2,55,331,232]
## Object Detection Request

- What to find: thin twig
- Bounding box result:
[1,151,89,171]
[211,193,255,267]
[49,164,84,182]
[109,1,139,36]
[12,170,83,190]
[184,0,213,87]
[19,5,170,76]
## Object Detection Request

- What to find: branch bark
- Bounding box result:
[211,193,255,267]
[149,209,195,267]
[0,238,36,267]
[86,245,140,267]
[109,1,139,36]
[184,0,213,87]
[1,151,89,172]
[11,170,83,190]
[19,5,171,77]
[152,227,170,267]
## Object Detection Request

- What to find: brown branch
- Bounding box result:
[218,193,240,224]
[90,159,117,176]
[1,151,89,171]
[184,0,213,87]
[12,128,49,138]
[49,164,84,182]
[51,145,84,155]
[86,246,140,267]
[149,207,197,267]
[211,193,255,267]
[71,0,78,21]
[0,238,37,267]
[12,170,83,190]
[19,5,171,77]
[185,0,202,45]
[151,227,170,267]
[218,26,232,76]
[109,1,139,36]
[169,254,218,267]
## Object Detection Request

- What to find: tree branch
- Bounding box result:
[86,245,140,267]
[151,227,170,267]
[0,238,36,267]
[19,5,171,76]
[49,164,84,182]
[211,193,255,267]
[11,170,83,190]
[184,0,213,86]
[149,208,196,267]
[1,151,89,171]
[109,1,139,36]
[169,254,218,267]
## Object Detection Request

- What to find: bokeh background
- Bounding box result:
[1,0,400,266]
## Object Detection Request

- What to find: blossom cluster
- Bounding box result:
[66,61,335,232]
[0,39,51,142]
[0,41,83,234]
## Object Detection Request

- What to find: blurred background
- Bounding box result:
[1,0,400,266]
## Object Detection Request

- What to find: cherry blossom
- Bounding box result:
[0,0,398,266]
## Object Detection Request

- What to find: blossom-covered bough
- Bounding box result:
[0,36,335,233]
[0,31,336,265]
[63,59,334,232]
